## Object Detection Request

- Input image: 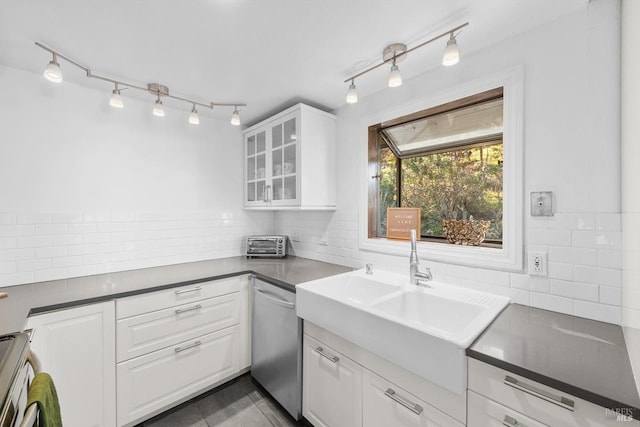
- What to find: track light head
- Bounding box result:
[153,96,165,117]
[109,84,124,109]
[189,105,200,125]
[230,108,241,126]
[388,61,402,88]
[346,80,358,104]
[44,54,62,83]
[442,34,460,66]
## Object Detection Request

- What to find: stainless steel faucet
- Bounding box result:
[409,229,433,286]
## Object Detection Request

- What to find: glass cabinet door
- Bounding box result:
[246,130,267,205]
[270,114,298,204]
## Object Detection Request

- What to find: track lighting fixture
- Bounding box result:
[152,96,165,117]
[346,80,358,104]
[35,42,246,125]
[442,32,460,67]
[43,53,62,83]
[109,83,124,109]
[343,22,468,104]
[189,105,200,125]
[230,107,241,126]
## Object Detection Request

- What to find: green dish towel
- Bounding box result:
[26,372,63,427]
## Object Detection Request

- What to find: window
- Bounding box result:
[369,88,504,247]
[360,67,523,271]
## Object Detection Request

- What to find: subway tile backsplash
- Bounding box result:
[274,210,623,325]
[0,210,273,287]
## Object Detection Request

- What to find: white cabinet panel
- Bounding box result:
[116,293,240,362]
[27,301,116,427]
[363,370,463,427]
[468,390,548,427]
[303,334,362,427]
[117,326,239,427]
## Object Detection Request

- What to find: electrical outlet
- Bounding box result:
[528,251,547,276]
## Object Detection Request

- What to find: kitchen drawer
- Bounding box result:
[468,390,548,427]
[468,358,639,426]
[363,370,463,427]
[117,275,242,319]
[116,292,240,362]
[117,325,240,427]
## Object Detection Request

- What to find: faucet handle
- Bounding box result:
[365,264,373,275]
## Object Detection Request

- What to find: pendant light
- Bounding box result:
[442,32,460,67]
[230,107,241,126]
[43,53,62,83]
[188,104,200,125]
[152,96,165,117]
[109,83,124,108]
[346,80,358,104]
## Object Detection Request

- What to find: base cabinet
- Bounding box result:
[467,358,640,426]
[26,301,116,427]
[302,323,464,427]
[303,334,362,427]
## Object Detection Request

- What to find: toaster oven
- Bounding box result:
[246,235,288,257]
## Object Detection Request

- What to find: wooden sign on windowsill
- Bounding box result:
[386,208,421,240]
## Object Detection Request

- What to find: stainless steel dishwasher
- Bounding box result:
[251,275,302,420]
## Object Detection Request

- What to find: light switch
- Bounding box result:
[531,191,553,217]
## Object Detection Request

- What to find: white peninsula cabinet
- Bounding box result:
[244,103,336,210]
[26,301,116,427]
[303,322,465,427]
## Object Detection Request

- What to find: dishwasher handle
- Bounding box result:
[254,288,295,309]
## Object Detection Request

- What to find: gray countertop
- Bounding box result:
[0,256,352,335]
[468,303,640,416]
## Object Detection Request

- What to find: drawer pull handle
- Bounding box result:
[384,388,423,415]
[314,346,339,363]
[504,376,574,411]
[175,286,202,295]
[502,415,522,427]
[175,304,202,315]
[175,340,202,353]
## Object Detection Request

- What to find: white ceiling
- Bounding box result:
[0,0,587,126]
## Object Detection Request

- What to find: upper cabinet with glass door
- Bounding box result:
[243,104,336,210]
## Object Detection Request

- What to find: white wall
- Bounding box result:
[276,0,623,324]
[0,64,273,286]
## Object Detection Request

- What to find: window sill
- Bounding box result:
[359,236,519,272]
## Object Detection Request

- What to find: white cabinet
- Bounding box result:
[244,103,336,210]
[363,370,462,427]
[303,334,362,427]
[467,358,640,426]
[303,322,465,427]
[26,301,116,427]
[116,275,250,427]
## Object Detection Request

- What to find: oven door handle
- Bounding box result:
[254,288,295,309]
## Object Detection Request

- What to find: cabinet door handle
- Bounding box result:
[175,340,202,353]
[504,376,574,411]
[314,346,339,363]
[175,286,202,295]
[384,388,423,415]
[175,304,202,315]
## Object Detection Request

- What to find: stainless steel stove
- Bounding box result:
[0,333,30,427]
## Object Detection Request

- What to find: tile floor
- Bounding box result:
[135,374,307,427]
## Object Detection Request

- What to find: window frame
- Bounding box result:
[358,67,524,271]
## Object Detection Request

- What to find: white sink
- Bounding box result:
[296,268,509,394]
